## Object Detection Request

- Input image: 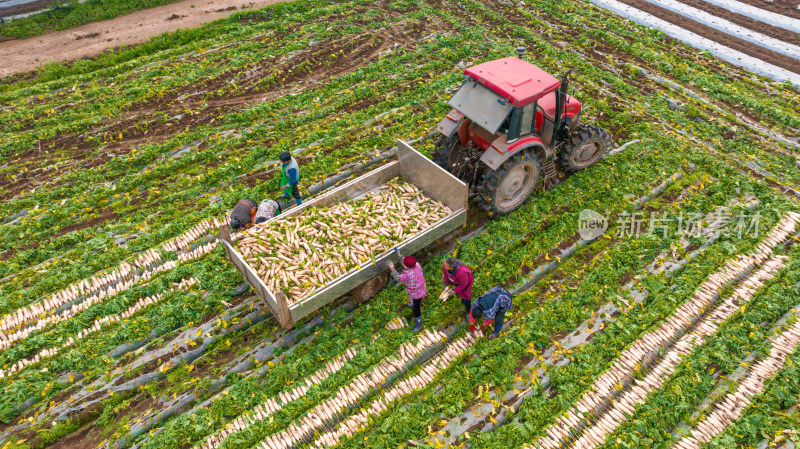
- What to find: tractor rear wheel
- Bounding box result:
[433,134,464,172]
[478,149,542,216]
[558,124,611,173]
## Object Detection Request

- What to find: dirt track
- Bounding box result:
[0,0,291,78]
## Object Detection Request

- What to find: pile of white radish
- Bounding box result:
[438,286,454,303]
[569,256,786,449]
[234,179,451,304]
[0,278,199,379]
[256,329,446,449]
[535,211,800,449]
[197,348,359,449]
[676,317,800,448]
[311,330,483,448]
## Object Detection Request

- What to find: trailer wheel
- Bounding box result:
[351,275,388,303]
[478,149,541,216]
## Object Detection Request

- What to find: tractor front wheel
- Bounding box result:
[558,124,611,173]
[432,133,464,173]
[478,149,542,216]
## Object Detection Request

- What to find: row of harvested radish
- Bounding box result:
[565,256,786,449]
[386,318,407,331]
[0,262,134,333]
[0,256,191,352]
[310,331,482,449]
[134,248,162,269]
[676,314,800,447]
[233,179,451,304]
[0,278,198,379]
[197,347,359,449]
[0,276,138,350]
[535,212,799,449]
[0,210,227,340]
[161,219,217,253]
[178,241,217,262]
[256,329,446,449]
[587,213,794,413]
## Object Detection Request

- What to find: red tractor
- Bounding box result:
[434,48,612,215]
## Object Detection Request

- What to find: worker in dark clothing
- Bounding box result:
[279,151,301,206]
[443,257,474,321]
[469,286,513,340]
[254,198,282,225]
[230,198,258,231]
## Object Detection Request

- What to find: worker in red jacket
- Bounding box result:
[443,257,474,321]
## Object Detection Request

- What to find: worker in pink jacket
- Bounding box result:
[443,257,474,321]
[387,256,427,332]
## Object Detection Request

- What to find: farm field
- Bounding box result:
[0,0,799,448]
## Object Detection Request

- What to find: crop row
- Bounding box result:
[3,0,792,312]
[468,203,790,447]
[310,330,482,448]
[568,255,787,448]
[197,347,359,449]
[676,318,800,448]
[0,277,198,380]
[427,178,761,447]
[589,258,800,449]
[0,0,798,447]
[537,213,800,448]
[0,234,216,356]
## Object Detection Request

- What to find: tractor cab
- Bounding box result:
[441,56,582,152]
[433,50,610,216]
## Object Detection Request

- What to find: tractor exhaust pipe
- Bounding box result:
[553,70,572,142]
[516,47,526,59]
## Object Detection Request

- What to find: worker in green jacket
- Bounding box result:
[279,151,301,206]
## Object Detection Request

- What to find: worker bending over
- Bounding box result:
[469,286,513,340]
[387,255,427,333]
[254,198,282,225]
[443,257,474,321]
[230,198,258,231]
[279,151,302,206]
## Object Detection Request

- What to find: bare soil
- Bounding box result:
[0,0,57,18]
[732,0,800,19]
[0,0,294,77]
[0,11,442,206]
[672,0,800,45]
[615,0,800,74]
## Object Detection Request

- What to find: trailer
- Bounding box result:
[219,140,469,328]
